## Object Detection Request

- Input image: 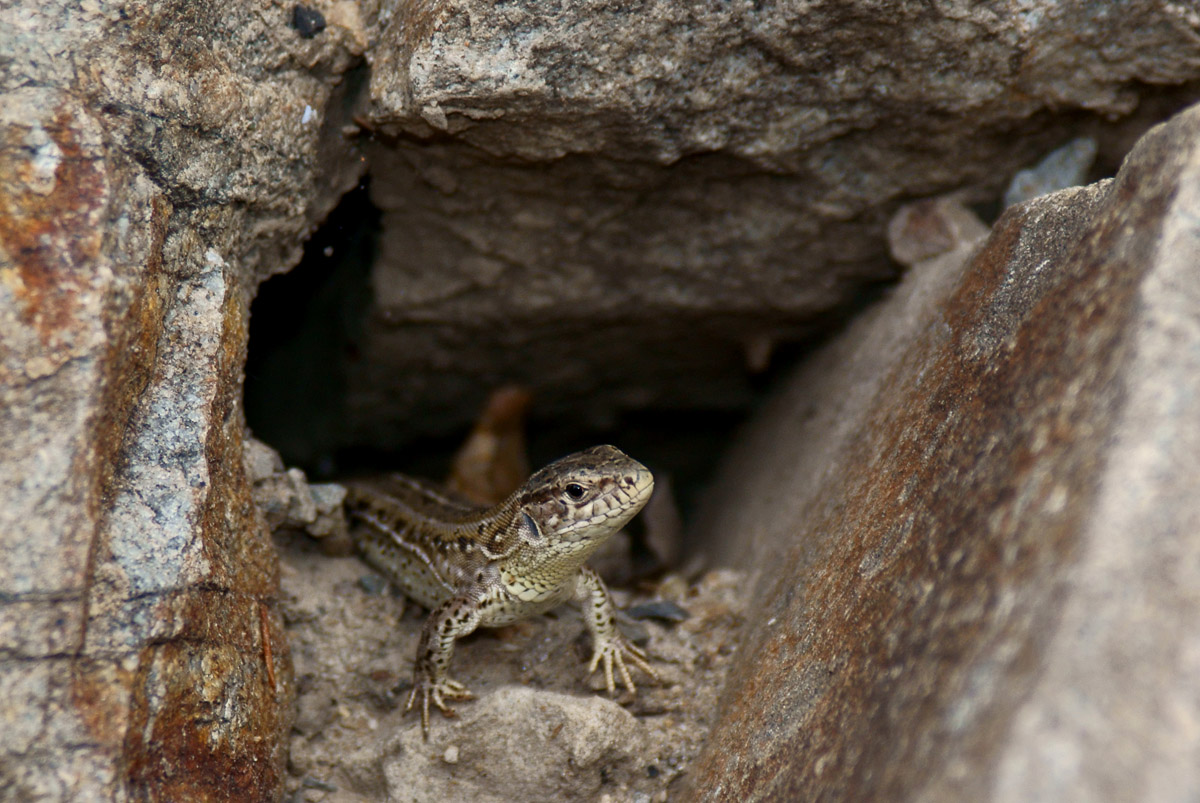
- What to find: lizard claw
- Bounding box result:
[405,673,475,739]
[587,635,658,696]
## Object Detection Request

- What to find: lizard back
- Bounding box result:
[345,473,510,609]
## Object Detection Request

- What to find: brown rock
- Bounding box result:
[886,193,990,268]
[687,103,1200,800]
[447,385,533,505]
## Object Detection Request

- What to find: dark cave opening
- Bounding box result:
[242,178,762,532]
[244,177,378,479]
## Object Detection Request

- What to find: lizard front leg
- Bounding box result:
[573,566,658,695]
[406,592,483,739]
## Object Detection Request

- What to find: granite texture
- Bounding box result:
[0,1,370,798]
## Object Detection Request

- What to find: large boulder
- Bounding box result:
[348,0,1200,443]
[0,1,367,798]
[686,102,1200,801]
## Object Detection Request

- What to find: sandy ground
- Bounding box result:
[278,532,748,803]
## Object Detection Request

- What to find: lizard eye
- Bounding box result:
[564,483,586,501]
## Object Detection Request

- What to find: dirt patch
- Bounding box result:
[279,533,747,802]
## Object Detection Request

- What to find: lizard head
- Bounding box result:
[514,445,654,551]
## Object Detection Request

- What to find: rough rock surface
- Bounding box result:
[279,535,747,803]
[246,438,348,543]
[0,1,369,799]
[5,0,1200,798]
[686,103,1200,800]
[346,0,1200,443]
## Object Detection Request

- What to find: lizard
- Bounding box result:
[344,444,658,738]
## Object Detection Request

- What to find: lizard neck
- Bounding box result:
[499,503,624,595]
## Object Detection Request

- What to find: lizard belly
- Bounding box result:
[479,569,574,626]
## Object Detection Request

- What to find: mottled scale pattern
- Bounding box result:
[343,445,658,738]
[347,475,488,609]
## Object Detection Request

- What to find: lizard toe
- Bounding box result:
[614,651,637,694]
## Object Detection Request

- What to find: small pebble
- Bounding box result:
[301,777,337,792]
[443,745,460,764]
[626,600,691,623]
[655,574,689,601]
[616,617,651,646]
[358,574,387,596]
[291,4,326,38]
[1004,136,1097,207]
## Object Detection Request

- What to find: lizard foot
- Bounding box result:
[587,635,658,696]
[405,673,474,739]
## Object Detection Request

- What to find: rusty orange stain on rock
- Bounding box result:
[123,641,285,802]
[117,592,292,802]
[0,103,107,342]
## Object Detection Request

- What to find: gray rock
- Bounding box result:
[686,102,1200,800]
[348,0,1200,443]
[246,438,349,540]
[380,686,647,803]
[1004,136,1099,207]
[367,1,1199,165]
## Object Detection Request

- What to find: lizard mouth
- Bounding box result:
[561,469,655,538]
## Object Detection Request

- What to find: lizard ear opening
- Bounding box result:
[519,511,543,541]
